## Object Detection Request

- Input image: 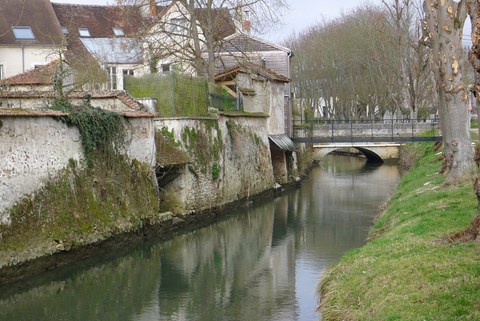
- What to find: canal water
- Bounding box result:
[0,155,400,321]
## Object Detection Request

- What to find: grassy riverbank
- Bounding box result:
[319,143,480,320]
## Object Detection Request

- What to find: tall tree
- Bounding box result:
[287,3,433,121]
[422,0,473,183]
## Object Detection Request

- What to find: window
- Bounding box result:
[61,27,69,35]
[107,66,117,90]
[113,28,124,37]
[161,63,171,74]
[170,18,186,34]
[123,69,134,76]
[12,26,35,40]
[0,65,4,80]
[78,28,90,37]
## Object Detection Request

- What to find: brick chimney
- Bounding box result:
[150,0,157,17]
[242,18,251,33]
[235,2,251,33]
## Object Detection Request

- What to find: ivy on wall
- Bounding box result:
[51,96,126,167]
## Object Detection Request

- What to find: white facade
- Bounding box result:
[144,2,204,76]
[0,46,61,79]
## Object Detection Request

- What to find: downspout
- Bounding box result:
[286,50,293,136]
[21,45,25,73]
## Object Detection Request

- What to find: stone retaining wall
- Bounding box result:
[0,114,155,224]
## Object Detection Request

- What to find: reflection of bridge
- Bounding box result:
[291,118,443,162]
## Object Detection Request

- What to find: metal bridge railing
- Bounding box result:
[292,118,442,143]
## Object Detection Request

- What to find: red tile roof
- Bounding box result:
[215,62,290,83]
[0,90,146,111]
[52,3,147,61]
[0,61,59,86]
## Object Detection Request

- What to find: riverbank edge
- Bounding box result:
[0,175,304,288]
[317,143,480,320]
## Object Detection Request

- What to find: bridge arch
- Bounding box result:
[312,143,400,163]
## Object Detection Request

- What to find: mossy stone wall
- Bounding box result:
[154,115,276,212]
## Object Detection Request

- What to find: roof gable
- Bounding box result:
[153,1,235,41]
[195,7,236,40]
[0,0,63,46]
[220,33,292,54]
[215,62,289,83]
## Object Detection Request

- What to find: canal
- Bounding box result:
[0,155,400,321]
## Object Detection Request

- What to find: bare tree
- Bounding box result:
[422,0,473,183]
[287,4,423,120]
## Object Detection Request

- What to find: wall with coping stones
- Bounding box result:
[0,115,156,224]
[154,115,276,212]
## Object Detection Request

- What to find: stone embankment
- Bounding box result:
[0,111,302,286]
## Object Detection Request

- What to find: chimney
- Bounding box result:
[242,18,251,33]
[235,1,251,33]
[150,0,157,17]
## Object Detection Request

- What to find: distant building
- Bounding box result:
[0,0,64,79]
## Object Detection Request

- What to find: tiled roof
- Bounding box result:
[151,2,235,41]
[0,61,59,86]
[195,7,236,40]
[0,107,154,118]
[52,3,145,38]
[0,109,67,117]
[0,90,145,111]
[215,62,290,83]
[218,33,292,54]
[0,0,64,46]
[52,3,146,61]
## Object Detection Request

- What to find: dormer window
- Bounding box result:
[61,27,69,35]
[78,28,90,37]
[12,26,35,40]
[113,28,124,37]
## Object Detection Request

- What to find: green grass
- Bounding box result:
[319,143,480,321]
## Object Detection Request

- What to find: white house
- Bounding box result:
[0,0,65,80]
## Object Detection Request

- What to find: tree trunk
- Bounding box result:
[423,0,473,183]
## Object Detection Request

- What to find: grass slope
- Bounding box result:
[319,143,480,321]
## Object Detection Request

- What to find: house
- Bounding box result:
[0,61,145,112]
[51,2,148,90]
[214,62,289,134]
[143,0,235,76]
[0,0,65,80]
[214,32,294,135]
[215,62,295,183]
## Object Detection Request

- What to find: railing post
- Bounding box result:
[350,119,353,142]
[330,119,333,141]
[371,118,374,139]
[412,118,415,141]
[391,118,394,141]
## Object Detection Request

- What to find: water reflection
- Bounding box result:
[0,155,399,321]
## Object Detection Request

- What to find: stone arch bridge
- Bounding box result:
[312,142,402,162]
[291,118,442,162]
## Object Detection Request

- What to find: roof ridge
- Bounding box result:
[51,2,111,7]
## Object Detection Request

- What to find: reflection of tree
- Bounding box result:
[0,249,161,321]
[155,203,296,321]
[0,159,400,321]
